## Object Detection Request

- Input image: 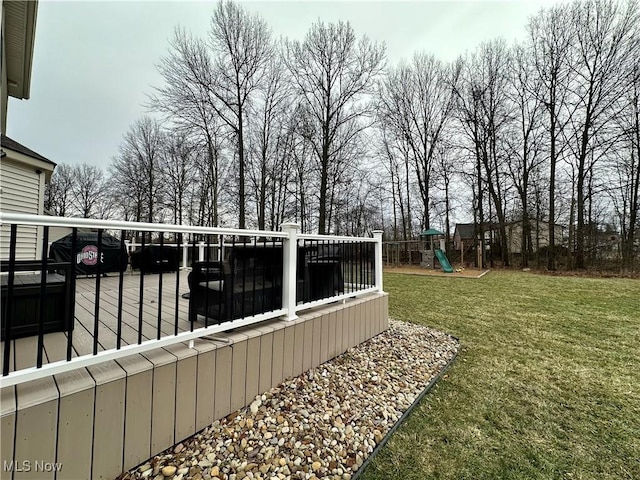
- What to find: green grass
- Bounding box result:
[360,271,640,480]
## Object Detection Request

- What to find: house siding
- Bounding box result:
[0,158,41,260]
[508,222,563,254]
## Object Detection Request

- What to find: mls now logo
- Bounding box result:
[3,460,63,473]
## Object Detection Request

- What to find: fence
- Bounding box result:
[0,213,383,387]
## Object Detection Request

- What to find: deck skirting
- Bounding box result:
[0,293,388,480]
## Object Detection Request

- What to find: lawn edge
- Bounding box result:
[353,338,460,479]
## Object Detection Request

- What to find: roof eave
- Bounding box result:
[21,1,38,100]
[6,1,38,100]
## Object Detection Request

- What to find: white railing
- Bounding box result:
[125,240,220,268]
[0,212,383,386]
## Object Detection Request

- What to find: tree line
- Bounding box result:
[45,0,640,271]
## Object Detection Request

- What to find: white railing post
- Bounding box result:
[198,241,205,262]
[372,230,384,293]
[182,241,188,270]
[280,222,300,321]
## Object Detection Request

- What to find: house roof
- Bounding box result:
[3,1,38,100]
[454,223,475,239]
[420,228,444,236]
[1,134,55,166]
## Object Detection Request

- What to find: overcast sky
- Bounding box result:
[7,0,566,169]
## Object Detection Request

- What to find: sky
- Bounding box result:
[6,0,567,169]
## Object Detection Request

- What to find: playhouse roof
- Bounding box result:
[420,228,443,236]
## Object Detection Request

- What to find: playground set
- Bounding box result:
[419,228,454,273]
[382,229,454,273]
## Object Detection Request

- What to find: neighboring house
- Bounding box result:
[505,221,563,254]
[453,223,475,251]
[453,223,494,249]
[1,1,54,260]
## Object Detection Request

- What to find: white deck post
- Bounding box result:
[182,241,188,269]
[372,230,384,293]
[280,223,300,321]
[198,241,205,261]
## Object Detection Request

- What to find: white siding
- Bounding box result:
[1,159,40,260]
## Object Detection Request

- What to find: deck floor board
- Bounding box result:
[1,271,193,375]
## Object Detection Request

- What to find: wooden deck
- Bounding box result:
[2,270,196,374]
[0,270,389,480]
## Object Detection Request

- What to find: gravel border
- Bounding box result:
[117,320,459,480]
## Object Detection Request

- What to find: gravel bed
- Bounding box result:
[117,320,459,480]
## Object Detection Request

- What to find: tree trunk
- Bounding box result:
[548,102,557,271]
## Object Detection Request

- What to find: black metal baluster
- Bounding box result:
[190,235,196,331]
[358,242,364,290]
[315,240,319,299]
[2,224,17,376]
[252,237,257,315]
[116,231,125,349]
[327,239,332,299]
[331,239,335,297]
[138,234,146,344]
[66,227,77,361]
[270,236,276,311]
[365,242,369,287]
[302,239,307,303]
[241,237,247,319]
[175,233,182,336]
[230,236,236,321]
[93,229,103,355]
[36,226,49,368]
[369,242,374,286]
[350,242,355,294]
[330,239,334,297]
[309,240,318,300]
[157,233,164,340]
[363,242,367,290]
[261,236,267,312]
[204,235,211,328]
[367,242,371,287]
[340,240,344,294]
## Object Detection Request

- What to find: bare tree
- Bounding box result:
[44,163,74,216]
[378,53,458,231]
[454,41,513,267]
[150,28,229,227]
[162,133,197,226]
[375,127,413,240]
[247,53,293,230]
[609,60,640,269]
[72,163,109,218]
[111,117,165,232]
[207,0,272,229]
[565,0,639,268]
[505,44,546,267]
[528,2,575,270]
[284,20,385,234]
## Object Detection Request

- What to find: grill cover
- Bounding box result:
[49,232,128,275]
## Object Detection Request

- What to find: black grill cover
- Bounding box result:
[49,232,128,275]
[130,244,179,273]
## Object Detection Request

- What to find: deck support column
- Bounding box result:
[280,223,299,322]
[372,230,384,293]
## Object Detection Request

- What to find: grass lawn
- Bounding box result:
[360,271,640,480]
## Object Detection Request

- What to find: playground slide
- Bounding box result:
[435,249,454,273]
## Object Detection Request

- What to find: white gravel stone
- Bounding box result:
[117,320,458,480]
